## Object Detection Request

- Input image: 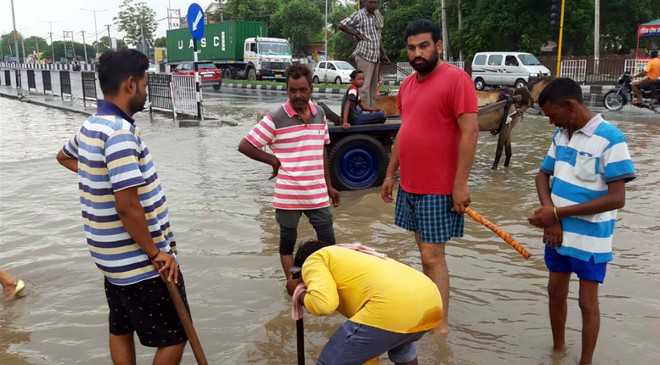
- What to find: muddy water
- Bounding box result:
[1,94,659,364]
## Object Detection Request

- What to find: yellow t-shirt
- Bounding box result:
[302,246,443,334]
[644,58,660,80]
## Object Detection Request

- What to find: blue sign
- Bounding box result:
[187,3,205,41]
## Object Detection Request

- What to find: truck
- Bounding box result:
[166,20,292,81]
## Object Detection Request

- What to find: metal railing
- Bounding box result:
[2,64,200,120]
[560,59,588,83]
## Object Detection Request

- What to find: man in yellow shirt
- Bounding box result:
[632,50,660,104]
[288,241,442,365]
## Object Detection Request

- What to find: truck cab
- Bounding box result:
[243,37,292,81]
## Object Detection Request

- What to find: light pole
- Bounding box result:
[10,0,21,63]
[440,0,449,61]
[81,8,107,58]
[324,0,328,60]
[594,0,600,73]
[106,25,112,50]
[81,31,88,63]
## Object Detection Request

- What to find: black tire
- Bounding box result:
[335,77,342,84]
[329,134,388,191]
[475,77,486,90]
[313,76,320,84]
[213,83,221,91]
[223,68,233,80]
[247,68,257,81]
[603,90,626,111]
[514,79,527,89]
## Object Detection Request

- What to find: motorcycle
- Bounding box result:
[603,72,660,113]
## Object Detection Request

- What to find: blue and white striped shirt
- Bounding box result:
[540,114,635,263]
[63,102,175,285]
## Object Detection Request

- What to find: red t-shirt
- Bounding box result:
[396,63,478,195]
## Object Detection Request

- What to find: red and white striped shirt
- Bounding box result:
[246,100,331,210]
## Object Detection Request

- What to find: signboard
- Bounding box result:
[186,3,205,41]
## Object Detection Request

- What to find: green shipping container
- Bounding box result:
[166,21,268,63]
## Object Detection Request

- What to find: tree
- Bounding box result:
[154,37,167,48]
[271,0,324,55]
[23,36,49,58]
[114,0,157,47]
[328,3,357,60]
[1,31,24,60]
[93,36,129,55]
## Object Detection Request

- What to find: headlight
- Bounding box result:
[530,73,539,78]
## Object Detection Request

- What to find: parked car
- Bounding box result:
[313,60,355,84]
[172,62,222,90]
[471,52,551,90]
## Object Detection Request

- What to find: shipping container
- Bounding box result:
[166,21,268,63]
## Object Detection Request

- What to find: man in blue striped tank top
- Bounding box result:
[529,78,635,365]
[57,50,189,364]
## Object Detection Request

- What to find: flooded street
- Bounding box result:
[1,91,659,365]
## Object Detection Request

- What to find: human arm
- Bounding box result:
[56,149,78,173]
[380,44,390,64]
[238,138,280,179]
[105,130,178,282]
[337,12,367,41]
[323,125,340,206]
[114,188,178,283]
[238,116,280,179]
[342,97,353,129]
[380,132,400,203]
[301,255,339,316]
[533,171,563,246]
[56,134,80,173]
[452,112,479,214]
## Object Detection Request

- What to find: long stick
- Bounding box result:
[160,272,208,365]
[465,207,531,259]
[296,318,305,365]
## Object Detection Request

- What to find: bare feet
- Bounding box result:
[434,325,449,336]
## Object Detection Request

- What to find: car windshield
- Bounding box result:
[259,42,291,56]
[518,54,541,66]
[334,61,354,70]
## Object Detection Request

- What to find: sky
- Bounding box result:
[2,0,215,42]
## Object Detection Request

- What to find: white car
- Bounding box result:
[471,52,551,90]
[313,60,355,84]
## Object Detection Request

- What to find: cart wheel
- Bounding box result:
[329,134,388,190]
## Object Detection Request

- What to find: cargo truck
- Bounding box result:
[166,20,292,81]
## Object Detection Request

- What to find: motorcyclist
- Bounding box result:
[631,50,660,105]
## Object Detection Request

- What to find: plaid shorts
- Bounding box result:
[395,188,464,243]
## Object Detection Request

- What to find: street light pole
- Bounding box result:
[594,0,600,73]
[10,0,21,63]
[440,0,449,61]
[324,0,328,59]
[81,31,88,63]
[106,25,112,50]
[81,8,107,58]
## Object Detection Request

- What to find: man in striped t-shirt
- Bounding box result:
[57,50,190,364]
[529,78,635,365]
[239,64,340,285]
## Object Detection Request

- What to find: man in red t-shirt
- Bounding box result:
[381,19,479,335]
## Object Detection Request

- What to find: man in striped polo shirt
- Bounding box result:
[56,50,189,364]
[529,78,635,365]
[238,64,340,286]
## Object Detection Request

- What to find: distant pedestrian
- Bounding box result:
[56,49,190,364]
[338,0,390,108]
[238,64,340,289]
[529,78,635,365]
[0,269,25,299]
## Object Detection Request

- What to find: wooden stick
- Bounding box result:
[465,207,531,259]
[296,318,305,365]
[160,272,208,365]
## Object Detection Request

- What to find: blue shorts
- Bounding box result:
[394,188,464,243]
[544,245,607,283]
[317,321,426,365]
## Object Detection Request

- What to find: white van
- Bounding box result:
[471,52,551,90]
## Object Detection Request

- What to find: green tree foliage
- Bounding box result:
[114,0,158,47]
[93,36,129,55]
[154,37,167,48]
[271,0,324,55]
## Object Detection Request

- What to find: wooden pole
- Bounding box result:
[296,318,305,365]
[160,272,208,365]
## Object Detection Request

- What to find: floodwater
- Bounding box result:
[1,91,659,365]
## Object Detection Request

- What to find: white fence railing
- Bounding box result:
[171,75,198,117]
[560,59,588,83]
[624,59,648,75]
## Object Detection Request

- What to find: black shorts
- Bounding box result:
[104,273,189,348]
